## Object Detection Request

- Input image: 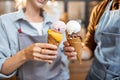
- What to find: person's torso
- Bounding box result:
[90,0,120,79]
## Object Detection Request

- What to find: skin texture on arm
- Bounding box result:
[1,50,26,75]
[1,43,57,75]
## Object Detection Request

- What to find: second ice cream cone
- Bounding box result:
[66,20,82,64]
[67,37,82,64]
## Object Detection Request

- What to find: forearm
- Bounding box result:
[1,50,27,75]
[82,46,93,60]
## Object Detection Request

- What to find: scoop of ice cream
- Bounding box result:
[51,21,66,33]
[66,20,81,35]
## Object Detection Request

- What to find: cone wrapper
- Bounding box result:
[48,34,60,47]
[67,37,82,64]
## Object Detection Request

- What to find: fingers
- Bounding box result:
[63,42,77,61]
[40,49,57,55]
[68,56,77,60]
[33,52,57,63]
[64,46,74,52]
[33,47,57,55]
[23,43,58,62]
[33,57,54,64]
[33,52,57,60]
[65,52,77,60]
[35,43,57,50]
[63,41,70,47]
[32,46,57,63]
[64,52,76,56]
[33,47,42,53]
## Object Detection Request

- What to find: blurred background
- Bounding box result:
[0,0,102,80]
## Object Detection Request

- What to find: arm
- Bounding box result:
[0,17,27,76]
[1,43,58,76]
[64,4,100,61]
[0,17,20,78]
[0,17,57,77]
[82,0,108,60]
[1,50,26,75]
[82,5,98,60]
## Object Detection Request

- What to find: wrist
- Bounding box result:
[18,49,28,62]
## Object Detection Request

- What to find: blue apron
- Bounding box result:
[16,27,63,80]
[86,0,120,80]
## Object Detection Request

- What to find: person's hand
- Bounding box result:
[63,41,77,60]
[21,43,57,64]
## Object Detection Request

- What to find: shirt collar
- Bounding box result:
[14,9,27,21]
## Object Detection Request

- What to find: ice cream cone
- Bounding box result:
[47,21,66,47]
[67,37,82,64]
[66,31,82,64]
[48,30,63,47]
[66,20,82,64]
[48,33,60,47]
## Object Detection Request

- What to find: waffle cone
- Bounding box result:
[67,37,82,64]
[48,34,60,47]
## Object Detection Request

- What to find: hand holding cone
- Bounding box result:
[66,20,82,64]
[66,32,82,64]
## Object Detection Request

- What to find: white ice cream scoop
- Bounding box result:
[66,20,81,35]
